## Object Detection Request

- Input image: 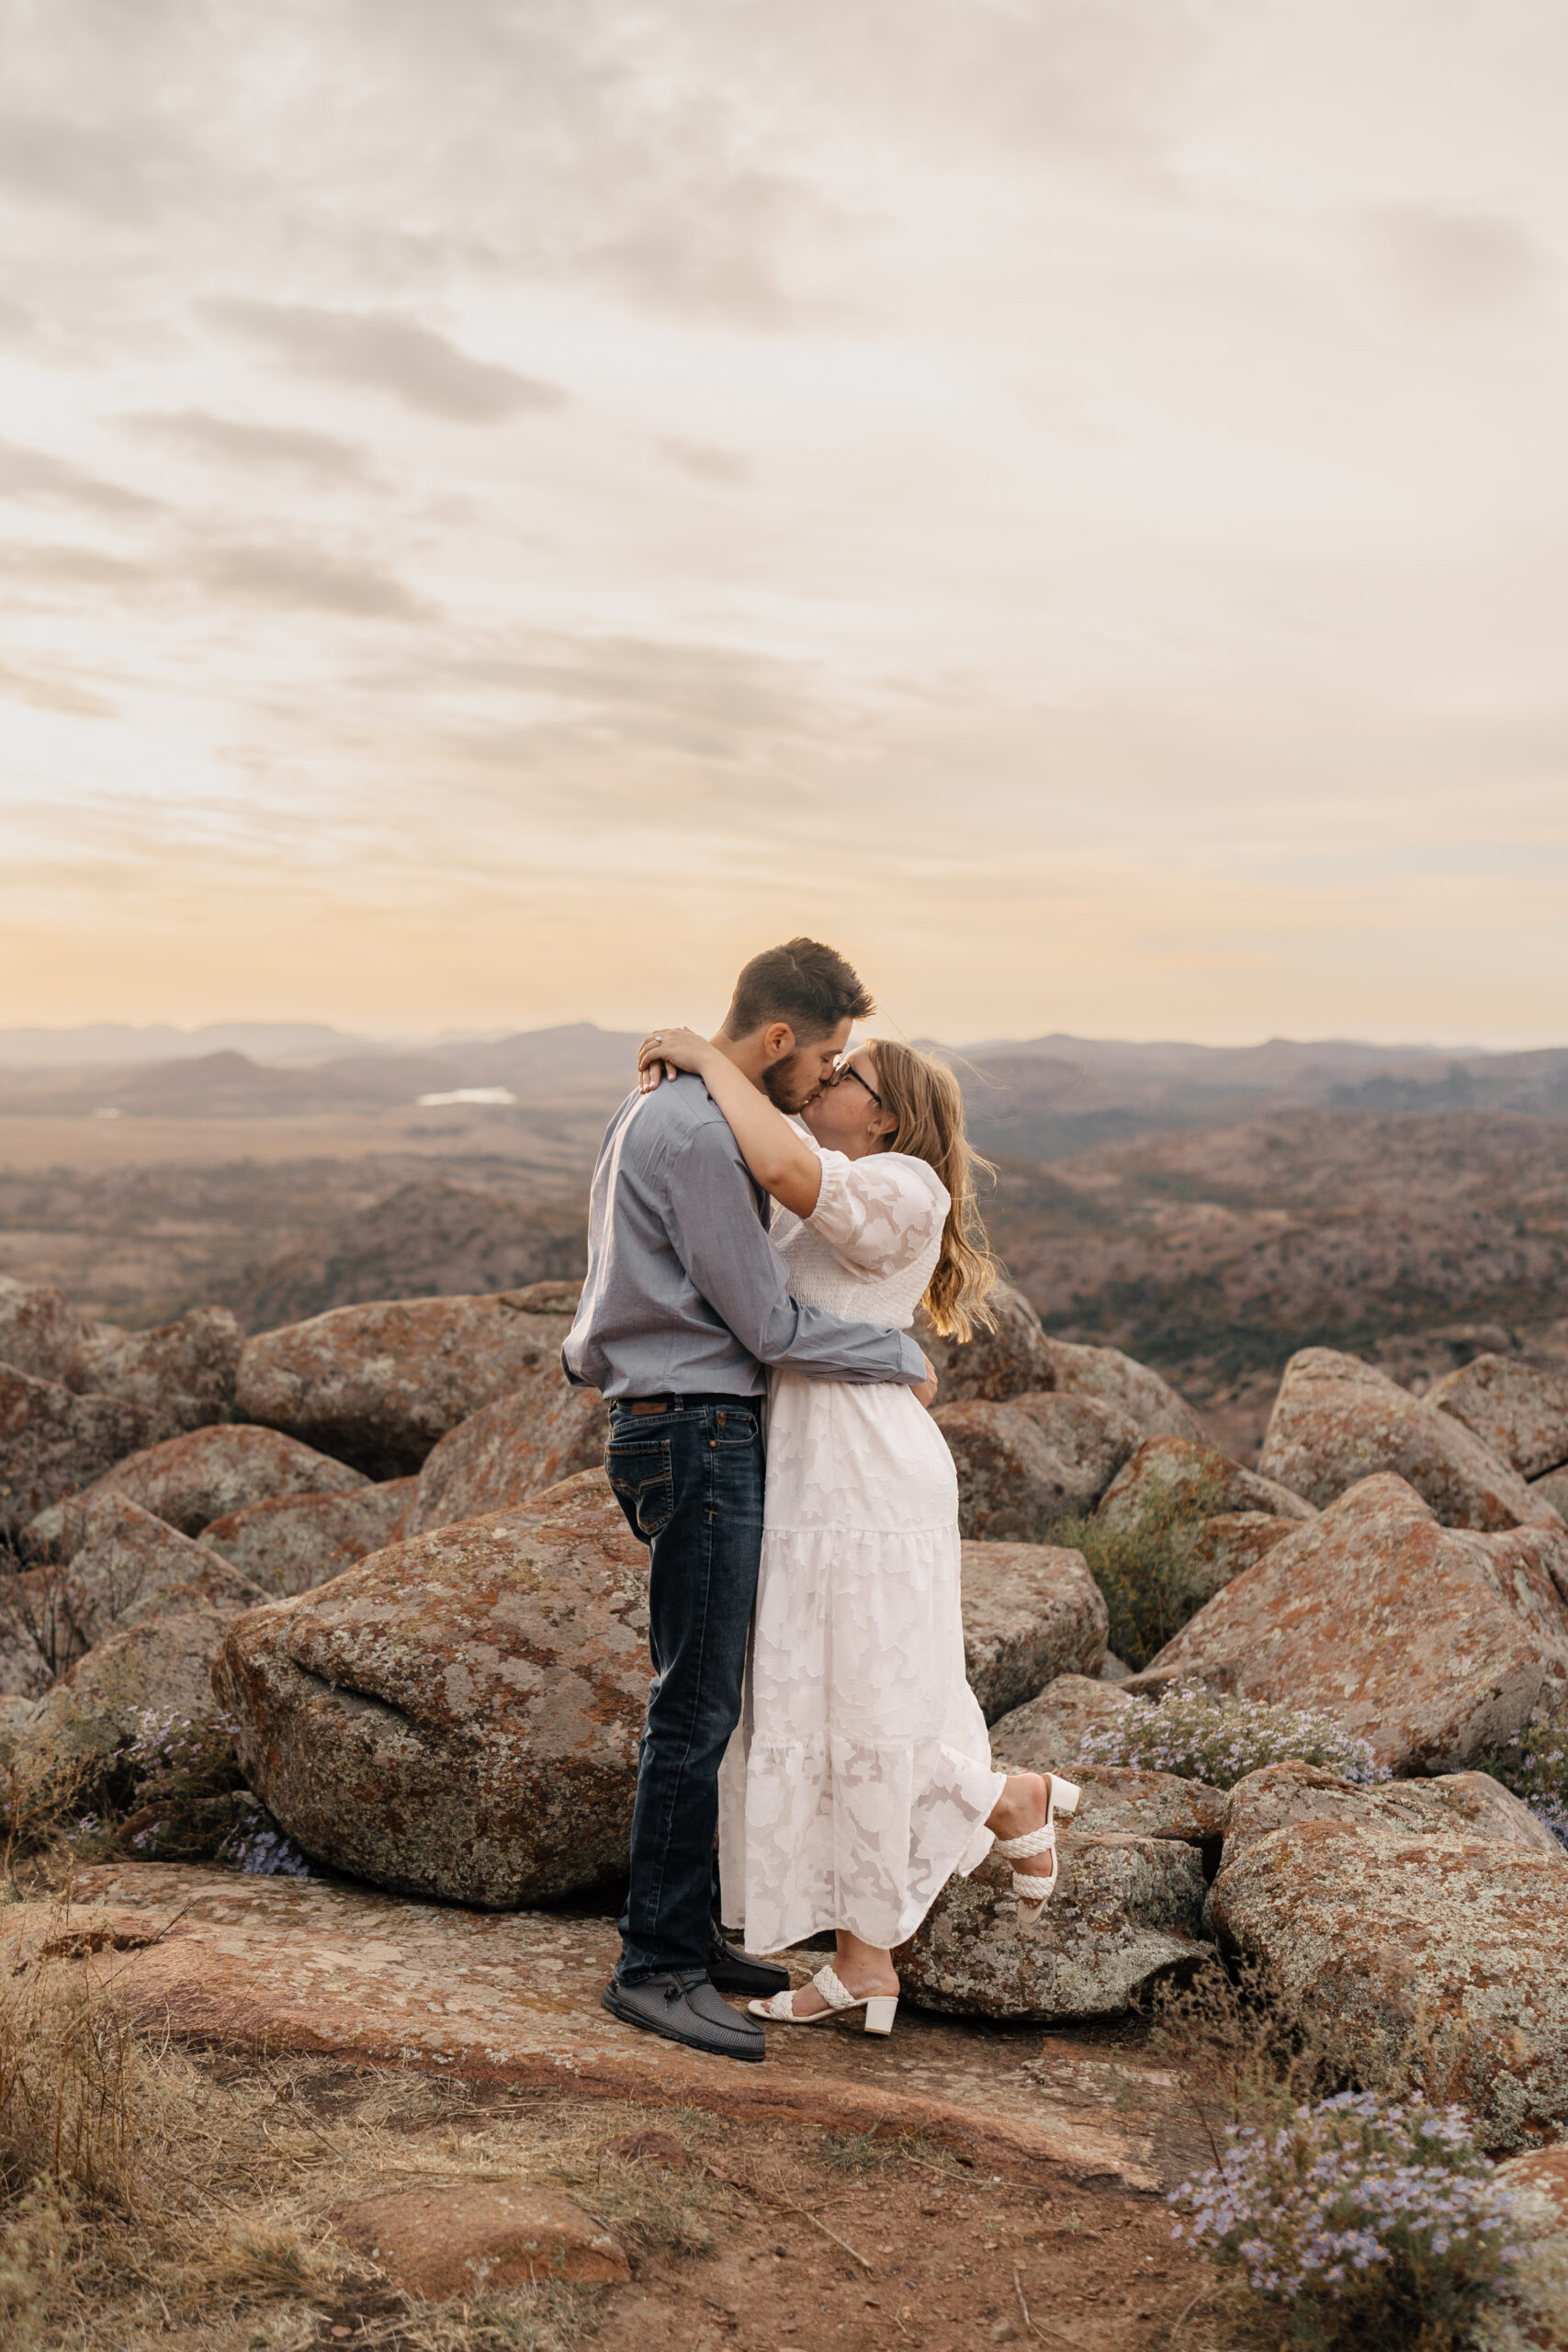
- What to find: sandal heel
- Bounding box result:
[1051,1776,1080,1821]
[863,1996,898,2037]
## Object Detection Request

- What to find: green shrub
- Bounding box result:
[1052,1469,1229,1669]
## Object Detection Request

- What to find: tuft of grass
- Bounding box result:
[1051,1470,1230,1669]
[818,2129,890,2173]
[0,1941,140,2208]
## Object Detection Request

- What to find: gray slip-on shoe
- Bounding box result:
[706,1931,790,1999]
[602,1969,766,2063]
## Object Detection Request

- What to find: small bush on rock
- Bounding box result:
[1475,1697,1568,1849]
[1169,2091,1528,2351]
[1051,1473,1228,1669]
[1077,1684,1388,1791]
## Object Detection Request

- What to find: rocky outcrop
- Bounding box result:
[0,1276,87,1386]
[12,1603,249,1781]
[895,1832,1208,2020]
[0,1365,144,1540]
[1258,1348,1562,1530]
[1427,1353,1568,1483]
[1208,1819,1568,2149]
[407,1369,609,1535]
[28,1423,367,1549]
[1468,2144,1568,2352]
[1537,1465,1568,1521]
[919,1282,1057,1403]
[1009,1391,1144,1499]
[936,1400,1130,1540]
[1218,1759,1565,1866]
[987,1672,1149,1770]
[75,1306,243,1442]
[2,1494,265,1691]
[234,1283,582,1478]
[1043,1338,1208,1443]
[329,2183,628,2297]
[1137,1475,1568,1774]
[199,1480,416,1595]
[1185,1512,1296,1604]
[213,1492,654,1906]
[960,1544,1108,1721]
[1097,1436,1315,1532]
[1066,1766,1225,1853]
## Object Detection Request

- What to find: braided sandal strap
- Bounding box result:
[992,1820,1057,1860]
[810,1962,858,2011]
[754,1962,862,2021]
[1010,1859,1059,1905]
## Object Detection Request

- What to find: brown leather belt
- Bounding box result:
[615,1393,758,1415]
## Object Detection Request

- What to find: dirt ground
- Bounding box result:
[201,2055,1213,2352]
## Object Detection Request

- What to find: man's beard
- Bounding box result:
[761,1053,818,1114]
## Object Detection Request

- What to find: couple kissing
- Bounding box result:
[562,937,1077,2064]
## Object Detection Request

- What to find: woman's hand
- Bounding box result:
[914,1352,939,1409]
[637,1025,713,1095]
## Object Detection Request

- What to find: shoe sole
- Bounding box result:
[601,1984,766,2064]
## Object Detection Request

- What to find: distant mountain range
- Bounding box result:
[3,1023,1567,1159]
[0,1022,378,1068]
[949,1035,1568,1159]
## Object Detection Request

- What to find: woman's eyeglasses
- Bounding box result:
[832,1061,883,1108]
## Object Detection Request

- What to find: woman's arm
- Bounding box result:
[637,1026,822,1216]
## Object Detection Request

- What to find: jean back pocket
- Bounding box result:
[605,1438,674,1541]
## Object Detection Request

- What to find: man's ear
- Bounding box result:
[760,1021,796,1064]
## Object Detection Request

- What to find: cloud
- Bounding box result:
[0,656,115,719]
[0,435,159,516]
[1359,205,1551,310]
[187,539,431,619]
[656,438,755,486]
[201,300,568,423]
[0,542,146,591]
[0,293,40,344]
[127,410,377,482]
[0,107,186,220]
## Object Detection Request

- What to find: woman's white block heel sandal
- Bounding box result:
[749,1962,898,2036]
[991,1774,1080,1935]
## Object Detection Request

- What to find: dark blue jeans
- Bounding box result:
[605,1396,764,1983]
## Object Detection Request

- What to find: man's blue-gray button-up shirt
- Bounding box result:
[562,1073,928,1400]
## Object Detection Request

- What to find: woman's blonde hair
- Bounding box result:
[867,1040,999,1341]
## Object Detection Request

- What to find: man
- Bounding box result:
[563,937,934,2063]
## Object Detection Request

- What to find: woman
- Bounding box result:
[635,1026,1077,2036]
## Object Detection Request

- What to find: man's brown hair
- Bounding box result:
[722,937,874,1042]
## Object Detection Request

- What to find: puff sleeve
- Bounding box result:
[806,1149,950,1278]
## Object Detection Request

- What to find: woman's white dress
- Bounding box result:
[717,1141,1007,1953]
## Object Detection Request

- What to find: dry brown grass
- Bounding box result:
[0,1902,720,2351]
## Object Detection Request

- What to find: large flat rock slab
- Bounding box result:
[7,1864,1189,2190]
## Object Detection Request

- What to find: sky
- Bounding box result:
[3,0,1566,1047]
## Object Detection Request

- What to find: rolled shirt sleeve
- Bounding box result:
[665,1125,927,1385]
